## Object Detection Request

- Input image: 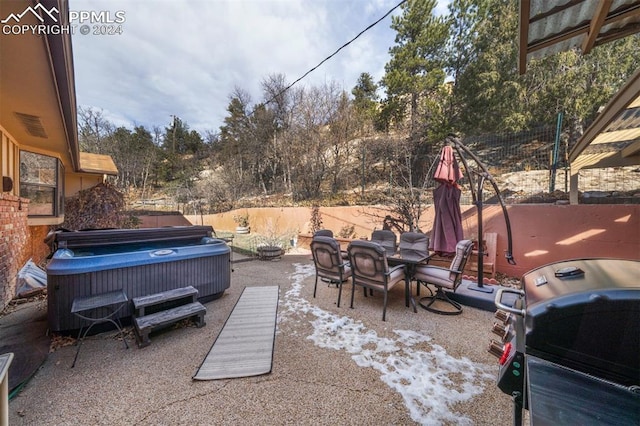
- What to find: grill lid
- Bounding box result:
[521,258,640,386]
[523,258,638,306]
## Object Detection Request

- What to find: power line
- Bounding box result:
[256,0,408,113]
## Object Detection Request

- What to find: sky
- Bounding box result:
[69,0,451,135]
[279,263,495,425]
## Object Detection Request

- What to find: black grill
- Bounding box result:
[490,258,640,425]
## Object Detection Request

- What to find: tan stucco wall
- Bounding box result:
[65,172,104,196]
[458,204,639,277]
[187,206,396,238]
[137,214,192,228]
[178,204,639,278]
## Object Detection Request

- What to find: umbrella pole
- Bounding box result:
[476,175,485,288]
[469,174,494,293]
[446,134,516,292]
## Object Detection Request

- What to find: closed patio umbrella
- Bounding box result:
[429,145,464,256]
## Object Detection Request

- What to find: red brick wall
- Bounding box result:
[27,225,51,268]
[0,193,30,310]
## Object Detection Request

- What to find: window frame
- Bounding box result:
[19,150,64,217]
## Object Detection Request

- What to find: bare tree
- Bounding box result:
[77,106,114,153]
[261,74,299,193]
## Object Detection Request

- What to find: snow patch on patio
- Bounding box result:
[278,263,495,426]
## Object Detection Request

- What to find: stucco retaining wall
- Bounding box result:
[175,204,639,278]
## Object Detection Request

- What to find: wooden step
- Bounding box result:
[132,286,198,317]
[133,302,206,348]
[468,232,498,278]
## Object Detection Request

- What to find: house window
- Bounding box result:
[19,151,64,216]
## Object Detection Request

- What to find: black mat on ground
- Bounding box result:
[0,300,50,395]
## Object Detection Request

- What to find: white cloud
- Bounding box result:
[70,0,448,134]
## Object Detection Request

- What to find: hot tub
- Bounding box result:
[45,226,231,333]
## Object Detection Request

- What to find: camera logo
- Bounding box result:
[2,3,125,36]
[1,3,59,24]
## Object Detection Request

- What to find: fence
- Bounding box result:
[422,124,639,205]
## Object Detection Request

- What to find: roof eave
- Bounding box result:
[42,0,80,171]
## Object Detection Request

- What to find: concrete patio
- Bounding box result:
[7,252,515,425]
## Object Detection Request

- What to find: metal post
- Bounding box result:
[512,391,524,426]
[549,112,563,192]
[476,175,485,289]
[361,145,366,196]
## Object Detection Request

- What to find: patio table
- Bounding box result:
[71,289,129,367]
[387,250,433,313]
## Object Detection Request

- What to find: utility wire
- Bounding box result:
[256,0,408,113]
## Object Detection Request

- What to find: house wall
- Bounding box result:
[65,172,104,196]
[0,193,29,310]
[1,126,19,196]
[0,124,89,309]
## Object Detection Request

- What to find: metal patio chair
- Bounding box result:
[370,229,397,254]
[310,236,351,307]
[414,239,473,315]
[347,240,408,321]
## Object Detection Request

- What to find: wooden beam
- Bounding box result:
[519,0,531,75]
[598,22,640,46]
[581,0,612,54]
[569,68,640,163]
[569,167,579,205]
[621,140,640,158]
